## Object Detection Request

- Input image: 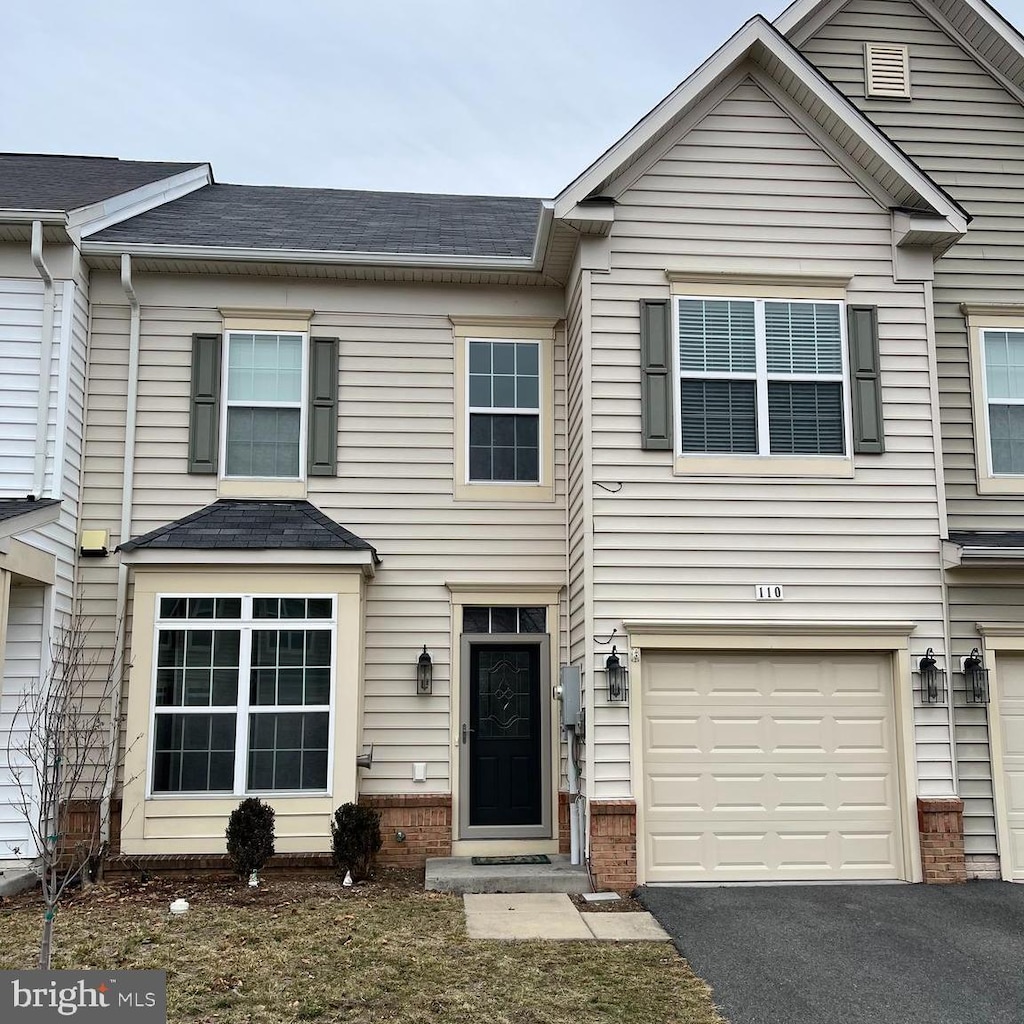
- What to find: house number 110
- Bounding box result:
[755,585,784,600]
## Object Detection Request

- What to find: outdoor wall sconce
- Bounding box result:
[915,648,946,705]
[606,646,629,703]
[962,648,990,704]
[417,645,433,695]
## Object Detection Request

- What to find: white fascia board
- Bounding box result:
[774,0,848,42]
[957,547,1024,564]
[554,17,770,217]
[0,209,67,225]
[70,165,212,241]
[553,16,966,234]
[0,501,62,541]
[893,209,968,252]
[81,238,541,271]
[119,547,376,576]
[933,0,1024,73]
[530,201,555,263]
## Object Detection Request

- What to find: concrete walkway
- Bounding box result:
[463,893,670,941]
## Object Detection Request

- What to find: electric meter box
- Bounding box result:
[558,665,583,731]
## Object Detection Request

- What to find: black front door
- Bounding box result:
[469,643,543,827]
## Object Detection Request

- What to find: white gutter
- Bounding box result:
[4,209,66,225]
[30,221,56,498]
[100,253,141,851]
[958,547,1024,563]
[80,239,542,271]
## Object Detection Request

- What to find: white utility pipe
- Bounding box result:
[30,221,55,498]
[99,254,141,850]
[566,724,582,865]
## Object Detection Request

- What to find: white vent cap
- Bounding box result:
[865,43,911,98]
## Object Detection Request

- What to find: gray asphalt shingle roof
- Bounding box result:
[90,182,543,257]
[950,531,1024,548]
[118,499,379,560]
[0,154,205,212]
[0,497,61,523]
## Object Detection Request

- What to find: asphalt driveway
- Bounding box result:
[638,882,1024,1024]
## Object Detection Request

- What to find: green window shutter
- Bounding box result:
[847,305,885,454]
[188,333,221,474]
[641,299,672,450]
[308,336,339,476]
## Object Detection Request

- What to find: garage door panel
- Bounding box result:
[994,655,1024,880]
[646,825,901,883]
[645,710,893,760]
[642,651,902,882]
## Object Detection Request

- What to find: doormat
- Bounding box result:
[471,854,551,866]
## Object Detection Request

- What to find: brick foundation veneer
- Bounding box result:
[558,791,571,855]
[917,797,967,884]
[358,794,452,871]
[588,799,636,894]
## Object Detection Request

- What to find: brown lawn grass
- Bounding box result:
[0,870,725,1024]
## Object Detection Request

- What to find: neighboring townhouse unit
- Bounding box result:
[2,0,1024,891]
[0,156,210,861]
[779,0,1024,883]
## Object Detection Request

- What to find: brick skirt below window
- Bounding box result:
[358,794,452,871]
[588,799,636,895]
[917,796,967,884]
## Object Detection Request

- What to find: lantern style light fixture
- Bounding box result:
[962,648,990,704]
[417,645,433,695]
[605,646,629,703]
[915,648,946,705]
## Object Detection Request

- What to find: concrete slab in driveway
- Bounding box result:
[639,882,1024,1024]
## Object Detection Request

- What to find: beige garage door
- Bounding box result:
[641,650,903,883]
[995,654,1024,881]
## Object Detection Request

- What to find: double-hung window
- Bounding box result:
[223,331,306,479]
[676,297,847,458]
[981,329,1024,476]
[151,595,334,795]
[468,339,541,482]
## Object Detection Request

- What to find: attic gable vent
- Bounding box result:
[865,43,911,98]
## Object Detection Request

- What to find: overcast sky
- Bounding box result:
[4,1,1024,197]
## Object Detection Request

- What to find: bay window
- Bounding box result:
[151,594,334,795]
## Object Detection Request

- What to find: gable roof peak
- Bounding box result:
[554,12,966,235]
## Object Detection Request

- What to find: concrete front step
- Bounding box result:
[425,854,592,895]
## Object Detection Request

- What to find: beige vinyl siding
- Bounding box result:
[586,75,950,800]
[796,0,1024,889]
[566,265,587,667]
[800,0,1024,530]
[0,259,87,618]
[79,275,566,798]
[0,584,46,858]
[944,574,1024,856]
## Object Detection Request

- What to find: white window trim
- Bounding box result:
[219,329,309,484]
[672,294,854,478]
[450,317,558,503]
[146,593,337,799]
[966,315,1024,495]
[466,338,542,487]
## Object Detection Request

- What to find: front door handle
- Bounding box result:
[462,723,475,743]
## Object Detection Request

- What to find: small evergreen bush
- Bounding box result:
[225,797,276,880]
[330,803,382,882]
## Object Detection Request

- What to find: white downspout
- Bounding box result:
[567,725,581,864]
[99,254,141,849]
[31,221,56,498]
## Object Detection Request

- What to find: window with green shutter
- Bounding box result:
[674,296,851,458]
[188,331,339,479]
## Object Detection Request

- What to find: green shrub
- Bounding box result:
[225,797,276,879]
[330,803,382,882]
